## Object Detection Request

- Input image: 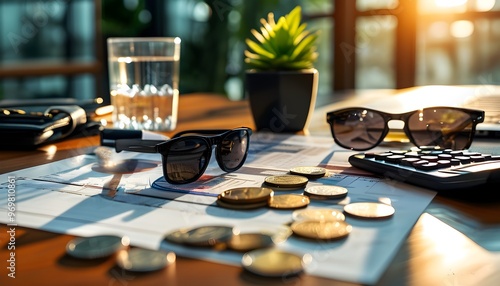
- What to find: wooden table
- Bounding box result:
[1,93,499,285]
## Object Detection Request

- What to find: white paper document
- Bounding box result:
[0,133,435,285]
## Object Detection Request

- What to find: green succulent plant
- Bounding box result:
[244,6,319,70]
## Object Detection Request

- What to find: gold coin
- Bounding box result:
[268,194,310,210]
[164,225,235,246]
[304,185,348,200]
[216,197,268,210]
[292,208,346,222]
[241,249,311,277]
[116,248,176,272]
[219,187,273,204]
[264,175,308,189]
[291,220,352,240]
[227,233,274,252]
[290,166,326,179]
[343,202,395,219]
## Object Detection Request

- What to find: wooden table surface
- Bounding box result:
[1,93,499,286]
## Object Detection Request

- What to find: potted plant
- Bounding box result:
[244,6,319,133]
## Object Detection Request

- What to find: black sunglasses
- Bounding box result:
[326,107,484,151]
[114,127,252,184]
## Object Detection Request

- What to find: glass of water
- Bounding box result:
[107,37,181,131]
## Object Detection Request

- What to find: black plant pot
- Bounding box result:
[245,69,318,133]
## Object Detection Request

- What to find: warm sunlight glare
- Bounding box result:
[435,0,468,7]
[451,20,475,38]
[476,0,496,11]
[419,214,468,264]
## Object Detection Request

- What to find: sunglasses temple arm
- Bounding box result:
[172,127,252,138]
[114,139,164,153]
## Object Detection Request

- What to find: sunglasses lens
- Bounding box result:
[164,138,210,183]
[407,108,474,149]
[331,109,386,150]
[218,129,250,171]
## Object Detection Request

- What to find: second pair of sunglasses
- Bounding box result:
[327,107,484,151]
[114,127,252,184]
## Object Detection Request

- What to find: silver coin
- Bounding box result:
[290,166,327,179]
[165,225,235,247]
[304,185,348,200]
[66,235,129,259]
[116,248,176,272]
[241,248,312,277]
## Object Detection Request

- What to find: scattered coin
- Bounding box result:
[292,208,346,222]
[291,220,352,240]
[304,185,348,200]
[343,202,395,219]
[164,225,235,247]
[116,248,176,272]
[289,166,326,179]
[268,194,310,210]
[216,197,268,210]
[264,175,308,189]
[66,235,129,259]
[227,233,274,252]
[241,249,311,277]
[219,187,273,204]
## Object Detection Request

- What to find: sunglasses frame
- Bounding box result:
[114,127,252,184]
[326,106,485,151]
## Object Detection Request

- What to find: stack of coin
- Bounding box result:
[290,208,352,241]
[289,166,327,179]
[164,225,235,247]
[304,185,348,200]
[264,175,308,189]
[343,202,395,219]
[216,187,273,210]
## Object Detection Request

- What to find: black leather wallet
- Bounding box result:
[0,105,89,148]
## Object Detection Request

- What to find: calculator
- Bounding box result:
[348,148,500,192]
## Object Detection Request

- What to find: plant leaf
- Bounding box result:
[290,33,318,61]
[286,6,301,37]
[245,39,275,59]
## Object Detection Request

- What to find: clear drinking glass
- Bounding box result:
[107,37,181,131]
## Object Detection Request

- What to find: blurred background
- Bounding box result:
[1,0,499,105]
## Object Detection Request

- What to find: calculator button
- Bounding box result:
[437,160,452,168]
[415,162,440,171]
[462,151,481,157]
[401,158,420,167]
[404,152,420,158]
[438,154,453,160]
[385,155,405,164]
[364,152,376,158]
[470,156,486,162]
[454,156,471,164]
[413,160,429,167]
[420,155,439,162]
[374,153,392,160]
